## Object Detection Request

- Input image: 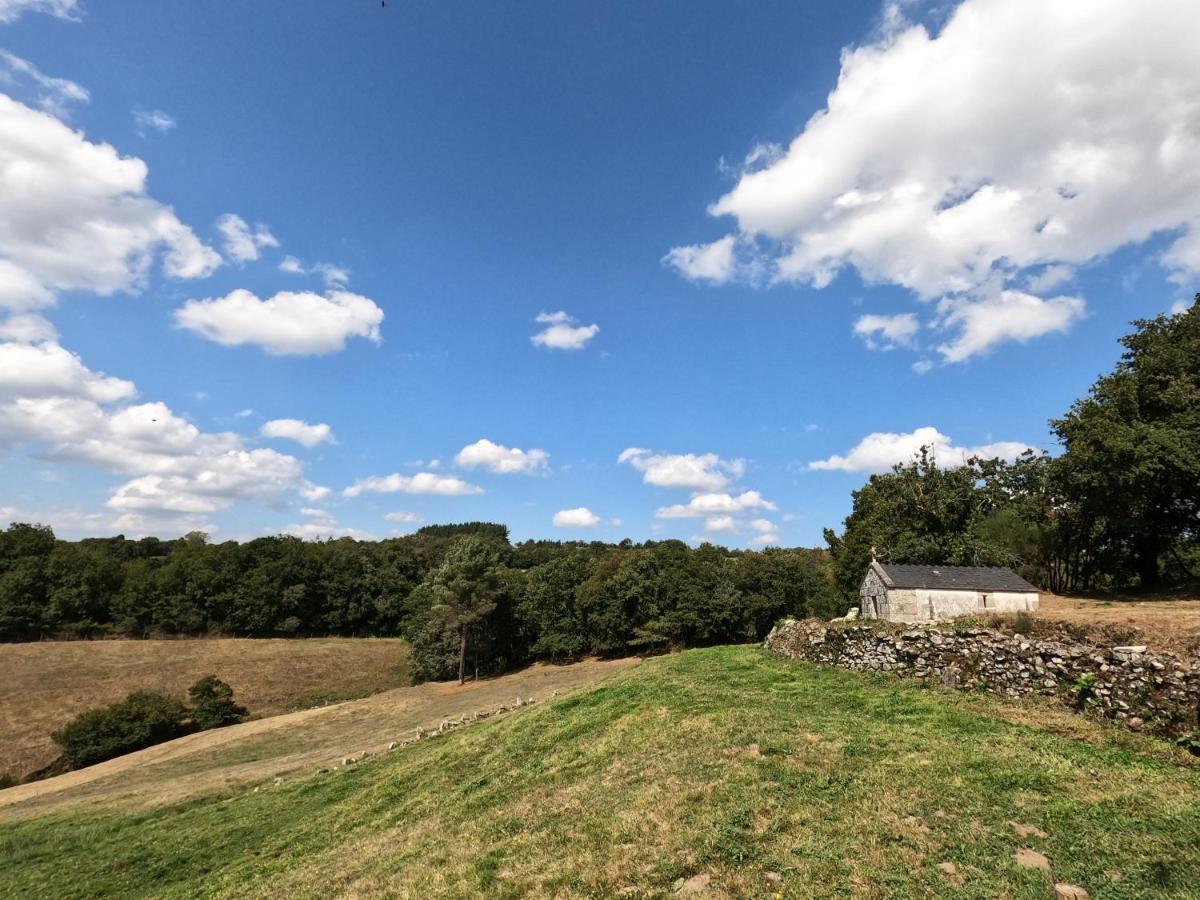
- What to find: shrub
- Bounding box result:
[1011,610,1035,635]
[0,772,17,790]
[187,675,247,730]
[52,691,190,769]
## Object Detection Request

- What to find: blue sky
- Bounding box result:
[0,0,1195,547]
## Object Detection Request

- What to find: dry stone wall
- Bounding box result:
[765,618,1200,741]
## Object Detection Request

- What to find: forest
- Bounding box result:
[0,301,1196,680]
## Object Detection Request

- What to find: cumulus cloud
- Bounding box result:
[0,312,55,343]
[454,438,548,475]
[553,507,600,528]
[215,213,279,264]
[343,472,482,498]
[531,311,599,351]
[0,0,79,24]
[809,425,1034,472]
[656,490,777,519]
[174,289,384,355]
[669,0,1200,360]
[748,518,782,546]
[278,255,304,274]
[619,447,745,493]
[934,290,1085,362]
[132,108,176,136]
[0,341,316,521]
[260,418,335,448]
[0,94,220,319]
[662,235,738,284]
[703,515,738,533]
[853,312,919,350]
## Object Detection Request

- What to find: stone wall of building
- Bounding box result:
[765,618,1200,741]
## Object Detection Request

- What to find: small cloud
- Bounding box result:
[384,511,423,523]
[133,107,176,136]
[278,255,305,274]
[531,311,599,351]
[215,214,279,264]
[344,472,483,497]
[314,262,350,289]
[853,313,919,351]
[261,418,335,448]
[455,438,548,475]
[662,235,737,284]
[553,507,600,528]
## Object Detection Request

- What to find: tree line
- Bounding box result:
[0,520,842,678]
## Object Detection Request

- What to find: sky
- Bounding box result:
[0,0,1196,548]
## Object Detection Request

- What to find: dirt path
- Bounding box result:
[0,656,638,822]
[1036,593,1200,659]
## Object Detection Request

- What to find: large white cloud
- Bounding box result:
[343,471,482,498]
[261,418,335,448]
[0,93,220,319]
[553,507,600,528]
[174,289,384,355]
[809,425,1034,472]
[618,447,745,492]
[455,438,548,475]
[530,311,599,351]
[670,0,1200,360]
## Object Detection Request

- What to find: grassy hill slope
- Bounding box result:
[1,637,410,780]
[2,645,1198,898]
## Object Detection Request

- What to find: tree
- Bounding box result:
[187,675,247,729]
[427,536,503,684]
[1051,297,1200,588]
[51,691,190,769]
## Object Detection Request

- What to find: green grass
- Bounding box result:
[2,645,1198,898]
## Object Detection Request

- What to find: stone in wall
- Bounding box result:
[764,618,1200,741]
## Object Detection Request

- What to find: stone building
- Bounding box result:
[859,560,1039,623]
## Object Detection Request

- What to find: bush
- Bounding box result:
[187,675,247,729]
[52,691,190,769]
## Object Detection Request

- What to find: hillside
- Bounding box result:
[1,646,1197,898]
[0,637,410,781]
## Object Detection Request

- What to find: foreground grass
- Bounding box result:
[1,646,1198,898]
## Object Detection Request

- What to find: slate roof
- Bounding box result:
[875,563,1038,592]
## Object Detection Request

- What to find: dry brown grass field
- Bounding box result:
[0,655,639,822]
[0,637,410,781]
[1036,593,1200,659]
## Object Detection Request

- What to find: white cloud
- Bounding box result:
[0,0,79,23]
[619,447,745,492]
[174,289,384,355]
[0,341,316,519]
[656,490,777,519]
[0,50,88,118]
[853,312,919,350]
[671,0,1200,360]
[260,418,335,448]
[934,290,1085,362]
[809,425,1034,472]
[553,507,600,528]
[314,262,350,288]
[215,213,279,264]
[703,515,738,533]
[0,312,56,342]
[281,508,373,541]
[343,471,482,498]
[662,235,737,284]
[0,94,220,315]
[384,511,423,523]
[1026,264,1074,294]
[455,438,548,475]
[132,108,176,136]
[531,310,599,351]
[278,255,304,274]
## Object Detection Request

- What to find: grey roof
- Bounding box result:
[875,563,1038,592]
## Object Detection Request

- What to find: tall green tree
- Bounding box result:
[427,536,503,684]
[1051,297,1200,588]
